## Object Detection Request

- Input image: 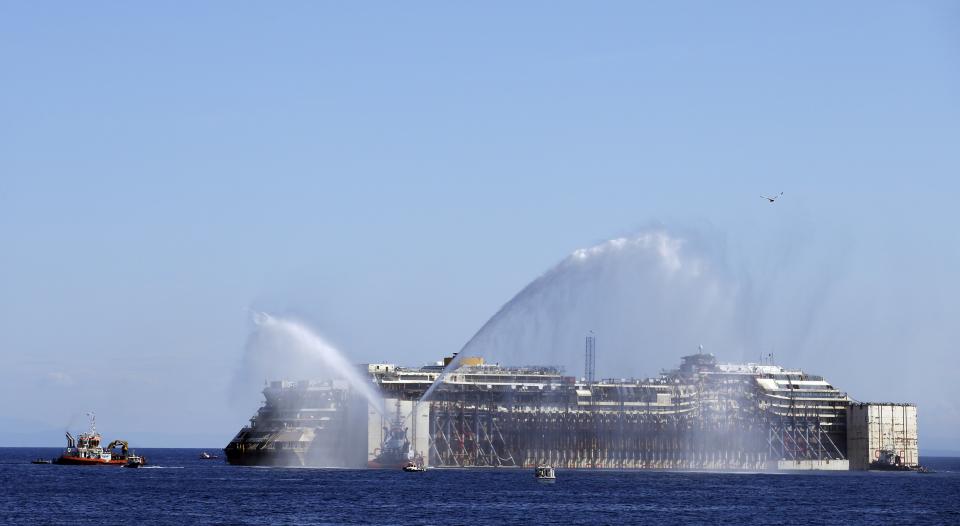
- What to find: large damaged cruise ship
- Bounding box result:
[224,379,368,467]
[225,352,918,471]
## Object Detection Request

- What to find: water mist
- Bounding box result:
[237,312,385,416]
[422,228,743,402]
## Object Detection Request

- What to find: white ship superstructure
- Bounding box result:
[225,352,917,471]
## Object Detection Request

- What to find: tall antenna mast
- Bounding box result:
[584,331,596,386]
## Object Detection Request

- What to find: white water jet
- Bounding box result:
[421,228,742,402]
[241,312,385,416]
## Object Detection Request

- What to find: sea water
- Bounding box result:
[3,448,958,525]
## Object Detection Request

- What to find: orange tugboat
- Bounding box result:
[367,418,411,469]
[367,401,413,469]
[54,413,145,466]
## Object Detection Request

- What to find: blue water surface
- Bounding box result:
[2,448,958,525]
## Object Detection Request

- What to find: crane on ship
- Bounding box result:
[106,440,129,455]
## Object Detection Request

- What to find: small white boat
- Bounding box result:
[534,465,556,481]
[402,461,426,472]
[123,454,145,468]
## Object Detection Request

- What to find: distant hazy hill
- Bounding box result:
[0,417,229,448]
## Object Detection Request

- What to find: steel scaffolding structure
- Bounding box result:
[423,358,848,469]
[428,404,779,469]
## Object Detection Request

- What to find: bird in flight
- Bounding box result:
[761,192,783,203]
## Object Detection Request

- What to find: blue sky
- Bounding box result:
[1,2,958,450]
